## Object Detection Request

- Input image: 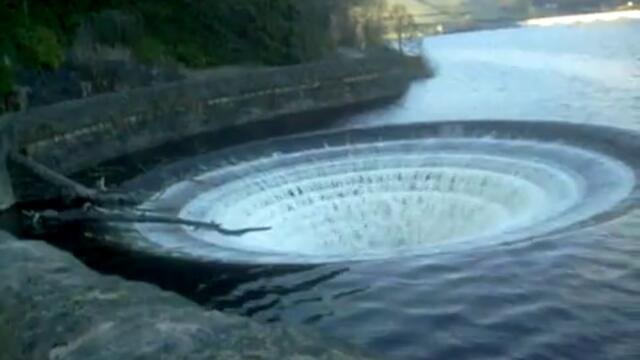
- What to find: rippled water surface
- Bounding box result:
[105,21,640,359]
[204,22,640,359]
[349,20,640,130]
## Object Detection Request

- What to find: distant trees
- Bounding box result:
[389,4,420,54]
[292,0,335,60]
[16,25,64,69]
[355,0,389,49]
[294,0,388,53]
[0,61,13,110]
[326,0,422,53]
[0,0,398,113]
[1,0,67,109]
[1,0,396,69]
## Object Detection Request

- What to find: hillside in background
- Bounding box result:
[383,0,634,32]
[0,0,398,112]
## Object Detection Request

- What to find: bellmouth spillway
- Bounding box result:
[120,121,640,264]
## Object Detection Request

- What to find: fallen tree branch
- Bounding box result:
[27,207,271,237]
[12,153,271,237]
[9,152,139,206]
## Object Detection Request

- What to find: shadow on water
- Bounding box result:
[22,219,343,312]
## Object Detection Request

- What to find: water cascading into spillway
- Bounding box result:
[120,121,639,264]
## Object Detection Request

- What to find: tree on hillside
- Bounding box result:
[0,0,398,114]
[359,0,388,49]
[389,4,420,54]
[294,0,338,60]
[0,61,14,112]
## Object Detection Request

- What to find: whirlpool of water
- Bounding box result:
[131,122,638,264]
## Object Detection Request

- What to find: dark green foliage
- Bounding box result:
[0,0,384,104]
[15,24,64,69]
[83,10,143,48]
[128,0,303,67]
[131,36,166,65]
[0,0,351,68]
[0,63,13,96]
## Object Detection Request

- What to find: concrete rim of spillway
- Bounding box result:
[110,120,640,264]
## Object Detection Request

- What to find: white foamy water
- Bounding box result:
[135,131,635,263]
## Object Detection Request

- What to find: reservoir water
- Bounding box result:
[330,20,640,359]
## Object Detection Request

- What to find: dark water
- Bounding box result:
[38,21,640,359]
[196,22,639,359]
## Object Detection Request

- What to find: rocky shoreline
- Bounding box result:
[0,231,374,359]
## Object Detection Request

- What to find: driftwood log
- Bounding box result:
[27,206,271,236]
[13,152,271,236]
[9,152,140,206]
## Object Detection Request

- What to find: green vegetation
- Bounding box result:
[16,24,64,69]
[0,63,13,97]
[0,0,398,108]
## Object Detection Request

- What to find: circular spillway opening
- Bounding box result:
[123,121,638,263]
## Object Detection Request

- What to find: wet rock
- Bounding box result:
[0,231,372,359]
